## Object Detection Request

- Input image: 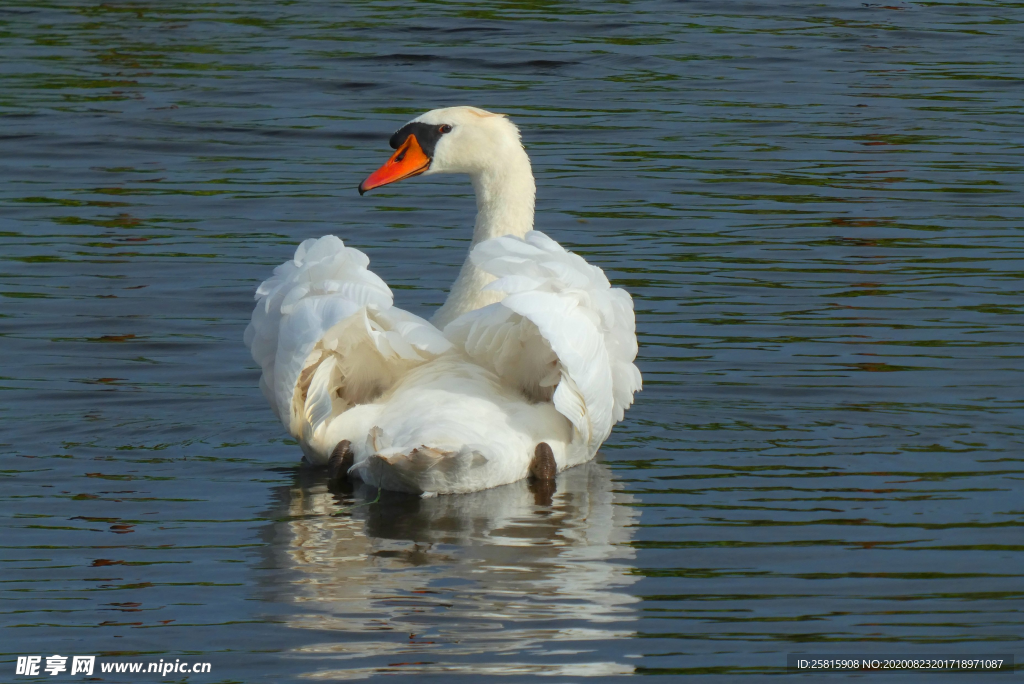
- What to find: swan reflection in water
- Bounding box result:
[265,461,640,679]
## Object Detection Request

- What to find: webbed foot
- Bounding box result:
[327,440,353,487]
[528,442,557,506]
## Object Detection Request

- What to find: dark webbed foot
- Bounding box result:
[327,440,353,487]
[528,442,557,506]
[529,442,557,481]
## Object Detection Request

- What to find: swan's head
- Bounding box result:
[358,106,526,195]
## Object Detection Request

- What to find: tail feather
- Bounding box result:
[354,437,489,494]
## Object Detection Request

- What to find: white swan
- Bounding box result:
[245,106,641,495]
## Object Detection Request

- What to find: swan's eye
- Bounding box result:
[439,124,452,134]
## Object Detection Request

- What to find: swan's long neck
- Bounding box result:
[431,148,535,329]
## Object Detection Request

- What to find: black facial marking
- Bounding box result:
[389,121,450,158]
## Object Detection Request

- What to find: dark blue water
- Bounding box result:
[2,0,1022,681]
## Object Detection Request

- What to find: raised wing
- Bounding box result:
[443,231,642,457]
[244,236,451,454]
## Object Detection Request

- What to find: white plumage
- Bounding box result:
[245,107,641,495]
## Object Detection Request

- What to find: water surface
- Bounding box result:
[2,0,1022,681]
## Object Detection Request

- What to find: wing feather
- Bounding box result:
[304,354,339,435]
[245,236,451,452]
[444,231,641,456]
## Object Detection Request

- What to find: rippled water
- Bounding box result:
[2,0,1022,680]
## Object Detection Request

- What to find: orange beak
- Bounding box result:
[358,135,431,195]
